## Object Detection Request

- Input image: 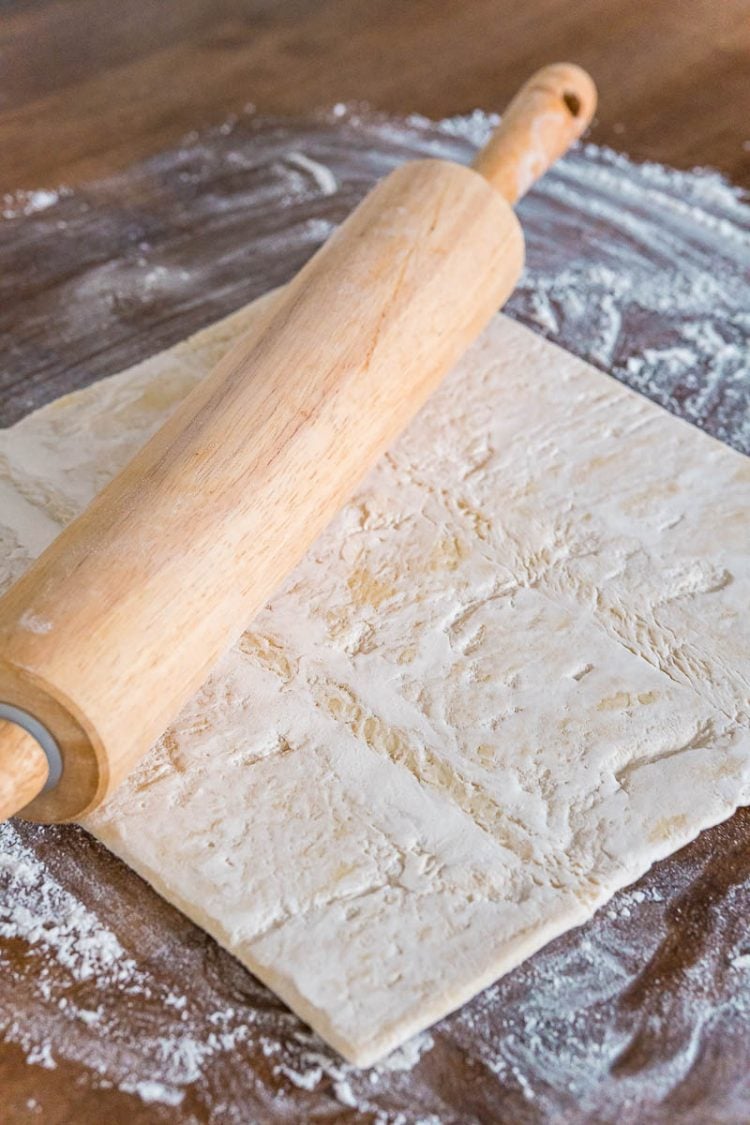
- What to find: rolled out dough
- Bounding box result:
[1,298,748,1065]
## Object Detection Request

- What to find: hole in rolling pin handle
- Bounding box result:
[563,91,581,116]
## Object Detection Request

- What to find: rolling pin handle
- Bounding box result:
[0,712,59,820]
[472,62,597,204]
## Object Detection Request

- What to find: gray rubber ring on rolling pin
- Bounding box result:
[0,703,63,793]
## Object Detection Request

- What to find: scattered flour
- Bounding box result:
[119,1078,185,1107]
[0,823,135,986]
[2,187,68,219]
[0,817,439,1116]
[285,150,339,195]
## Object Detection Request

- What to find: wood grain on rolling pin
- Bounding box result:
[0,162,521,821]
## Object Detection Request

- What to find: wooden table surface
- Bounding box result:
[1,3,750,1123]
[2,0,749,194]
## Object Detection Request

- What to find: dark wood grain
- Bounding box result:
[1,0,749,193]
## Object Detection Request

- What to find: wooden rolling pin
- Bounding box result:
[0,64,596,823]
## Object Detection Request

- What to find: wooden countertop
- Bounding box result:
[2,0,749,193]
[1,3,749,1122]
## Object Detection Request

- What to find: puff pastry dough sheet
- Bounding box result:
[1,298,748,1065]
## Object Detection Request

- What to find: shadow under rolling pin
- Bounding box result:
[0,64,596,824]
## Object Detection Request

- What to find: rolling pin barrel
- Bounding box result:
[0,64,595,823]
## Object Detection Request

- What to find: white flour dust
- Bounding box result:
[0,819,439,1116]
[1,187,69,219]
